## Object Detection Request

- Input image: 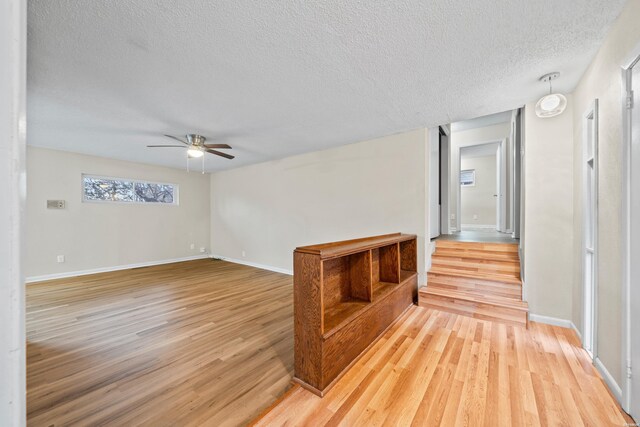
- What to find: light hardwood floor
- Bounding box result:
[256,305,633,427]
[28,260,632,426]
[27,259,294,426]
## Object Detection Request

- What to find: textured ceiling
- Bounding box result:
[28,0,626,172]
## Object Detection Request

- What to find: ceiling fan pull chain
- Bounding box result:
[186,154,190,173]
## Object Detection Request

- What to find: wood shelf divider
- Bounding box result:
[293,233,418,396]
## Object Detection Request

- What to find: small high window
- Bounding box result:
[460,169,476,187]
[82,175,178,204]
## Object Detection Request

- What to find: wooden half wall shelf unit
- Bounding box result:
[293,233,418,396]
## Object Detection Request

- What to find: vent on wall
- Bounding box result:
[47,200,66,209]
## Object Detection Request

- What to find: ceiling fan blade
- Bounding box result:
[164,134,189,145]
[147,145,185,148]
[203,143,232,149]
[205,149,235,159]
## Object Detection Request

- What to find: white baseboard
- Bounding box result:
[528,313,580,334]
[26,254,211,283]
[529,313,621,403]
[210,254,293,276]
[461,224,497,230]
[594,356,623,403]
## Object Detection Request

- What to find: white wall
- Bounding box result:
[523,97,574,321]
[210,129,430,285]
[571,0,640,389]
[450,122,511,230]
[26,147,211,280]
[460,155,497,226]
[0,0,26,424]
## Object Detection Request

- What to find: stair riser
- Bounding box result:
[434,250,520,262]
[427,272,522,290]
[435,242,518,253]
[426,282,521,300]
[432,262,520,277]
[428,268,521,285]
[418,296,527,328]
[432,254,520,266]
[430,264,520,280]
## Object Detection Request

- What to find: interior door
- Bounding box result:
[630,59,640,421]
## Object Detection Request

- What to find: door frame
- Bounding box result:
[429,128,441,239]
[621,47,640,414]
[440,125,451,234]
[1,0,27,424]
[455,138,506,232]
[512,109,523,238]
[582,99,599,360]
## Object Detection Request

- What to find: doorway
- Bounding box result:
[459,142,500,232]
[582,100,598,359]
[429,126,451,239]
[446,109,520,242]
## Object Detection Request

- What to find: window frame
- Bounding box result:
[460,169,476,187]
[81,174,180,206]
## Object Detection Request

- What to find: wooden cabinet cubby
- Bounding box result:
[293,233,418,396]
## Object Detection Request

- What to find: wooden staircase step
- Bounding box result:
[427,283,522,304]
[430,261,520,280]
[435,240,519,253]
[419,287,528,309]
[425,240,527,327]
[432,254,521,270]
[434,247,520,262]
[428,266,521,284]
[427,274,522,300]
[418,287,528,328]
[427,272,522,291]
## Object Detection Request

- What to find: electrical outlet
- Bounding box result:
[57,255,65,263]
[242,250,246,257]
[450,213,455,220]
[190,243,195,250]
[199,247,206,253]
[473,214,478,220]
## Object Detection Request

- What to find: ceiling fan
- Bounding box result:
[147,134,234,159]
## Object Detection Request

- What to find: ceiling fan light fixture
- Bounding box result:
[149,134,234,165]
[535,72,567,118]
[187,148,204,158]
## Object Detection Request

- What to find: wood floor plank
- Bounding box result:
[255,306,631,427]
[27,259,294,427]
